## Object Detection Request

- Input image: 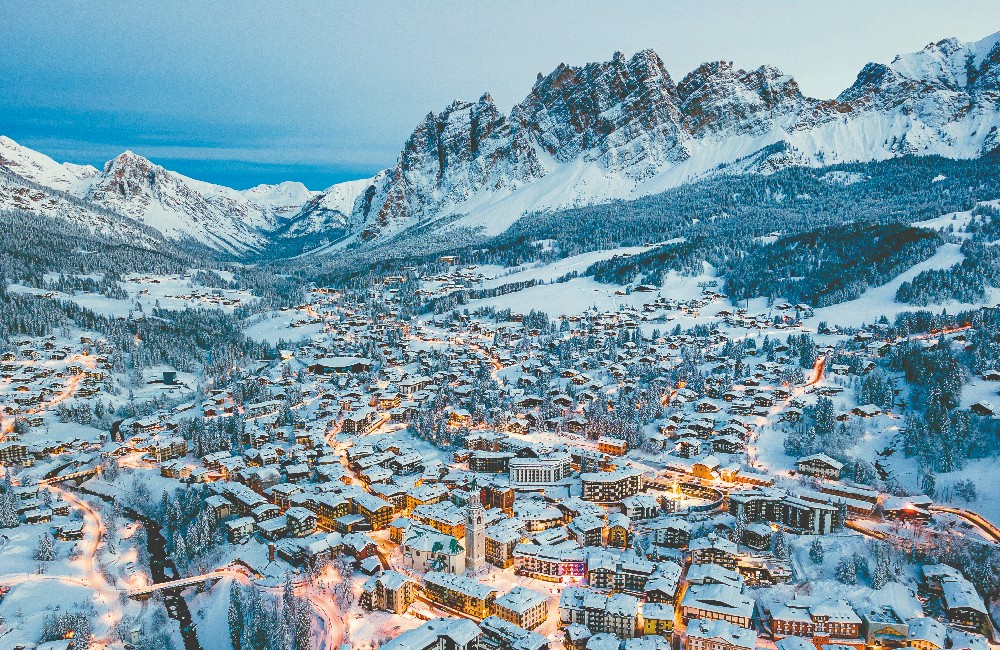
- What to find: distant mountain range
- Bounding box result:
[2,31,999,257]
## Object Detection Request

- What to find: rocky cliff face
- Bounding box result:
[350,32,1000,242]
[516,50,688,173]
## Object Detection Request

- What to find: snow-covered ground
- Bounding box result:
[467,266,716,318]
[478,244,663,289]
[244,309,325,344]
[8,273,257,318]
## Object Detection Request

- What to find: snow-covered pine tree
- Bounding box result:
[809,538,824,564]
[731,510,748,547]
[34,532,56,562]
[0,479,19,528]
[228,581,244,650]
[835,556,857,584]
[920,470,936,498]
[772,528,787,559]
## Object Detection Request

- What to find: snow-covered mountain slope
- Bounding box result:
[4,30,999,258]
[0,137,328,256]
[84,151,286,255]
[240,181,318,218]
[0,164,169,249]
[0,136,99,194]
[279,175,375,240]
[347,31,1000,243]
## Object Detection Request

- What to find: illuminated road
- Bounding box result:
[0,485,122,647]
[929,505,1000,543]
[806,354,825,386]
[304,583,345,649]
[49,486,119,611]
[29,353,98,414]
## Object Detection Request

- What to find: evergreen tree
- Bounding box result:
[772,528,787,559]
[920,470,937,498]
[955,479,978,502]
[731,510,748,547]
[813,397,836,438]
[229,581,244,650]
[809,538,825,564]
[835,501,848,531]
[0,479,19,528]
[871,544,892,589]
[835,556,857,584]
[34,532,56,562]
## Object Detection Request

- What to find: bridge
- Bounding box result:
[126,570,244,598]
[40,467,101,484]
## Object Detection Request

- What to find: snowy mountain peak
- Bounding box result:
[5,30,1000,257]
[346,31,1000,244]
[97,150,161,200]
[279,176,376,244]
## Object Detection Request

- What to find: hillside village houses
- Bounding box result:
[4,273,999,650]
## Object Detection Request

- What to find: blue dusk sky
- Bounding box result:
[3,1,1000,190]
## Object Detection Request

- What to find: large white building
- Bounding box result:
[509,453,572,485]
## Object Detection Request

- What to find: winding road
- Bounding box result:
[929,505,1000,544]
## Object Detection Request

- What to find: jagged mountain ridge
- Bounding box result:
[0,137,366,256]
[346,31,1000,244]
[2,31,999,257]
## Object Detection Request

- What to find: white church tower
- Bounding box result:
[465,489,486,573]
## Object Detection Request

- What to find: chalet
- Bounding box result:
[689,534,738,570]
[564,514,602,547]
[380,618,481,650]
[851,404,881,418]
[147,436,188,463]
[362,570,417,614]
[882,495,933,521]
[647,517,692,549]
[696,401,721,413]
[693,456,721,480]
[712,435,744,454]
[796,453,844,480]
[343,407,379,435]
[970,400,996,416]
[285,507,317,537]
[226,517,255,543]
[676,438,702,458]
[686,618,757,650]
[771,599,862,641]
[559,587,641,639]
[597,436,627,456]
[680,584,755,628]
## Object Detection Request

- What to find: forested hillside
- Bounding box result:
[722,223,941,306]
